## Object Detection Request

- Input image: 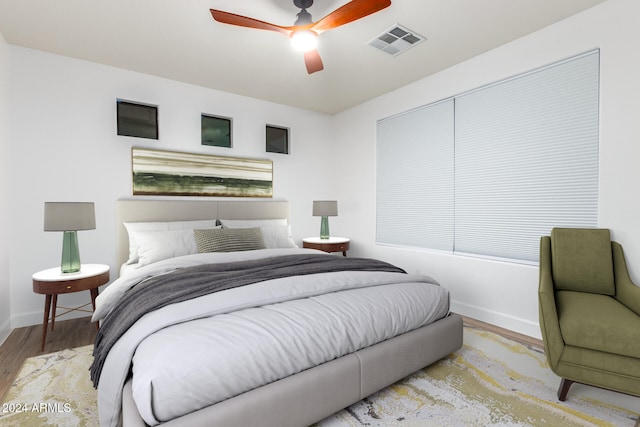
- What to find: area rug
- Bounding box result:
[316,327,639,427]
[0,345,96,427]
[1,328,638,427]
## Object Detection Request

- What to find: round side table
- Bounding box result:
[32,264,109,351]
[302,237,350,256]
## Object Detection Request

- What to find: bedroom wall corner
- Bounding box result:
[0,30,12,345]
[331,0,640,339]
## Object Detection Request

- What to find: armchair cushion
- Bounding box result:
[551,228,615,295]
[557,291,640,358]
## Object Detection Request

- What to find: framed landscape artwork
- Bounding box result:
[132,148,273,197]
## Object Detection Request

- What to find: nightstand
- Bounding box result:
[302,237,350,256]
[32,264,109,351]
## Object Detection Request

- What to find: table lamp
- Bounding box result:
[312,200,338,239]
[44,202,96,273]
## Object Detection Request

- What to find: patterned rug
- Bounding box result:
[316,327,639,426]
[0,345,96,427]
[1,328,638,427]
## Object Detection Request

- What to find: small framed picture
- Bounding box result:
[266,125,289,154]
[117,100,158,140]
[202,114,232,148]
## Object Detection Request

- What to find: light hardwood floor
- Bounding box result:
[463,316,543,349]
[0,315,541,404]
[0,316,97,402]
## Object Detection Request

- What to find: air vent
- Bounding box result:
[368,24,425,56]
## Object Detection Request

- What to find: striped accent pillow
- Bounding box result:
[193,227,266,253]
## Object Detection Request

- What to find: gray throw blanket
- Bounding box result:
[90,254,405,387]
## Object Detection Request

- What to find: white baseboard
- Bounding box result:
[0,317,11,348]
[451,299,542,340]
[11,309,91,330]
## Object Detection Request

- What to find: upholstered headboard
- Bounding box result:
[116,199,290,267]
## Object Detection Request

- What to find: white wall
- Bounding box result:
[0,31,11,344]
[7,47,336,328]
[333,0,640,338]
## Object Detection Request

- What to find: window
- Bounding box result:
[117,100,158,140]
[376,50,599,263]
[201,114,232,148]
[266,125,289,154]
[376,100,454,251]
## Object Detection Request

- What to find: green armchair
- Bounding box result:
[538,228,640,423]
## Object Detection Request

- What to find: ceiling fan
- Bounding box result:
[210,0,392,74]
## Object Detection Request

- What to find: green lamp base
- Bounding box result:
[61,231,81,273]
[320,216,330,240]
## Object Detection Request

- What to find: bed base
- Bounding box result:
[122,312,463,427]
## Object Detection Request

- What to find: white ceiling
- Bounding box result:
[0,0,607,114]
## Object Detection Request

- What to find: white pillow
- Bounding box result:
[258,225,298,248]
[124,219,217,265]
[134,229,207,267]
[123,222,168,265]
[219,219,297,249]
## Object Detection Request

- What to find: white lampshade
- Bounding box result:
[312,200,338,217]
[44,202,96,231]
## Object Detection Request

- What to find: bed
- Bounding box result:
[92,199,463,427]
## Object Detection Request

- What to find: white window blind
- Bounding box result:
[376,50,599,263]
[454,51,599,262]
[376,100,454,250]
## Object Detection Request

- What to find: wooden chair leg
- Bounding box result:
[557,378,574,401]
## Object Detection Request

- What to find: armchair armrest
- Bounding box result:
[613,242,640,316]
[538,236,564,369]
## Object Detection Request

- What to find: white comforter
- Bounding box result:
[93,249,449,427]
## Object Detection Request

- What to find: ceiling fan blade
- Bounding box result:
[210,9,292,35]
[311,0,391,33]
[304,49,324,74]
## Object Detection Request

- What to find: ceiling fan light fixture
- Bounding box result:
[290,30,318,52]
[211,0,392,74]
